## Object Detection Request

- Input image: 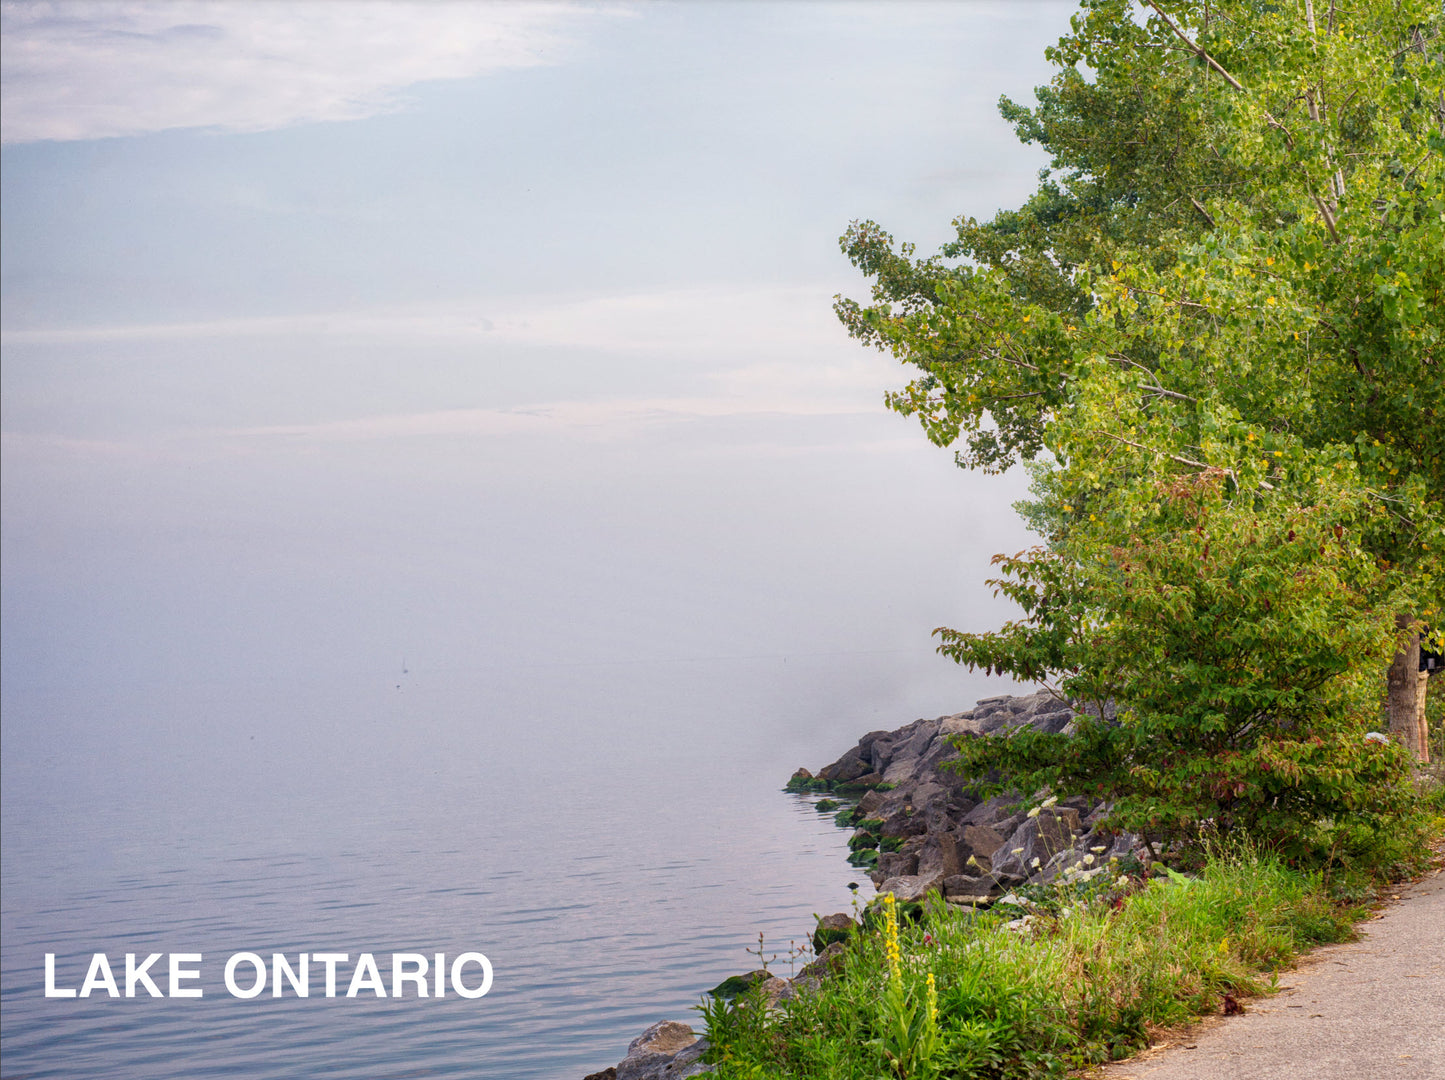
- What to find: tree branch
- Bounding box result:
[1263,110,1296,148]
[1147,1,1246,91]
[1109,353,1156,376]
[1310,191,1341,243]
[1091,432,1223,475]
[1140,384,1200,403]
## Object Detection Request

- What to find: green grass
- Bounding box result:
[700,845,1370,1079]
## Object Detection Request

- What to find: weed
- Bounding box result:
[745,932,777,976]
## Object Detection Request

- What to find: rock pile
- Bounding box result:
[792,689,1138,905]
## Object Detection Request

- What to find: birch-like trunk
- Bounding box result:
[1387,616,1423,759]
[1417,669,1431,765]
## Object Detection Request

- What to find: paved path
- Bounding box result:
[1096,863,1445,1080]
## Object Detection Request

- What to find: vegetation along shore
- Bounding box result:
[583,682,1441,1080]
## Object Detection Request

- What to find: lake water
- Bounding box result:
[1,656,1015,1078]
[2,353,1032,1077]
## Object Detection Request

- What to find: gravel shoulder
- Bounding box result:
[1092,859,1445,1080]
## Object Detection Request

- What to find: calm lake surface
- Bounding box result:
[1,657,1012,1079]
[2,356,1030,1077]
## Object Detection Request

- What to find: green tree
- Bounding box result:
[940,468,1420,863]
[838,0,1445,771]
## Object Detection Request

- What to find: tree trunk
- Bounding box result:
[1417,670,1431,765]
[1387,616,1423,759]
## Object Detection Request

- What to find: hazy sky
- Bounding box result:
[1,2,1079,792]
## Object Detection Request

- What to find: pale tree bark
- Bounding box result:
[1417,669,1431,765]
[1387,615,1423,759]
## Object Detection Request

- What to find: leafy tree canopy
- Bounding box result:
[838,0,1444,860]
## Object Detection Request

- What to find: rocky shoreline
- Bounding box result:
[582,688,1142,1079]
[791,688,1137,904]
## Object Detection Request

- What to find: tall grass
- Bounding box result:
[702,846,1362,1079]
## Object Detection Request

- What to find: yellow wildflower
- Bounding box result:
[882,893,902,984]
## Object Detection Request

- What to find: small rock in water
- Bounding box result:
[615,1020,706,1080]
[707,969,769,1000]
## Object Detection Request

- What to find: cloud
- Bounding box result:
[0,282,904,450]
[0,392,893,467]
[0,1,629,144]
[212,394,883,441]
[0,282,858,360]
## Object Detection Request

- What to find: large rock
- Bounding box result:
[615,1021,706,1080]
[1020,693,1076,733]
[962,795,1023,828]
[856,788,887,816]
[812,913,856,951]
[881,806,927,839]
[942,872,1000,899]
[879,721,942,781]
[939,711,981,737]
[938,831,964,877]
[915,835,947,878]
[877,872,945,903]
[972,695,1027,734]
[874,849,919,880]
[664,1042,711,1079]
[909,780,949,817]
[957,824,1006,863]
[818,746,871,783]
[858,729,896,771]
